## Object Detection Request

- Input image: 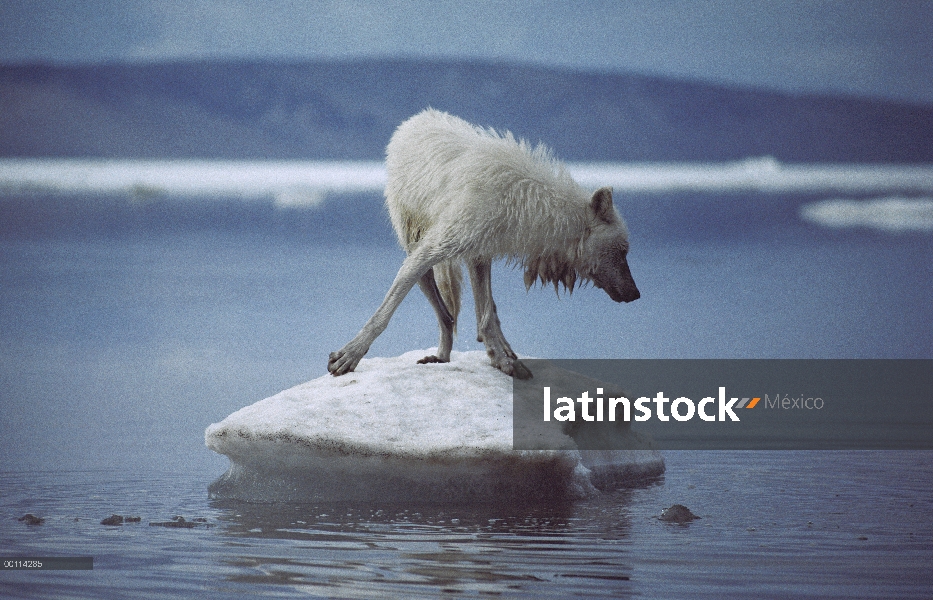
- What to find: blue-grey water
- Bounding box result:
[2,452,932,599]
[1,189,932,597]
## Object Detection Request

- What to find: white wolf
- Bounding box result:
[328,109,639,379]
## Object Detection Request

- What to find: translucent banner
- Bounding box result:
[512,360,933,450]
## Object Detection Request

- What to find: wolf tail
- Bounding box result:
[434,259,462,333]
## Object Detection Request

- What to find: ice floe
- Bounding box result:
[5,158,933,206]
[205,350,664,503]
[800,196,933,232]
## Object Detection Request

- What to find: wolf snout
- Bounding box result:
[594,274,640,303]
[608,285,640,303]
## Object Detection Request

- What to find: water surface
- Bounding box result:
[1,188,931,596]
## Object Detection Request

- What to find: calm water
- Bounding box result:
[2,452,931,599]
[1,189,932,597]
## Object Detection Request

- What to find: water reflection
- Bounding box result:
[209,490,642,597]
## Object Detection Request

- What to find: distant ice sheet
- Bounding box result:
[572,157,933,193]
[205,350,664,503]
[0,159,386,207]
[800,197,933,232]
[3,158,933,206]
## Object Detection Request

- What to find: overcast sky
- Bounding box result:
[1,0,931,103]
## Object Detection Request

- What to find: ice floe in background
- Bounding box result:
[4,158,933,206]
[0,159,386,208]
[800,197,933,232]
[205,350,664,503]
[573,157,933,194]
[6,158,933,236]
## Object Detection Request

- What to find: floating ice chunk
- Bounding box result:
[272,186,326,208]
[205,350,664,503]
[800,197,933,232]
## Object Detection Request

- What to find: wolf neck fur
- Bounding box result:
[518,205,598,294]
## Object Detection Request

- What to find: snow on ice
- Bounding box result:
[205,350,664,503]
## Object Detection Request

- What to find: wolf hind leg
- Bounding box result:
[416,266,456,364]
[468,259,532,379]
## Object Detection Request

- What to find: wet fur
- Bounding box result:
[328,109,638,379]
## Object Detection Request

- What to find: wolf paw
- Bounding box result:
[487,349,533,379]
[510,359,533,380]
[417,355,449,364]
[328,348,364,376]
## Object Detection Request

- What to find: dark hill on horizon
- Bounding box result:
[2,59,931,163]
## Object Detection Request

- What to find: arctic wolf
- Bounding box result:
[328,109,639,379]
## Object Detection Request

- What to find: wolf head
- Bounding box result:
[521,187,640,302]
[584,187,640,303]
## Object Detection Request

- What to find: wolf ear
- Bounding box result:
[590,187,615,224]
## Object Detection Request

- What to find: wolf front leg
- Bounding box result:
[328,244,441,376]
[468,259,532,379]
